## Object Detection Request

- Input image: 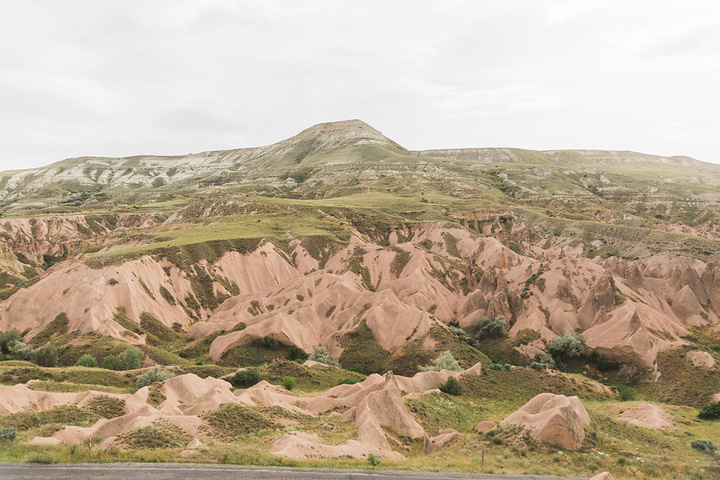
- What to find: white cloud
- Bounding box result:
[0,0,718,171]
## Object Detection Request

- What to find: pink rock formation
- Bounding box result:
[617,403,674,431]
[686,350,716,369]
[473,421,497,432]
[501,393,590,450]
[423,428,459,454]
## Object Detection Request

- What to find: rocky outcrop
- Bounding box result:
[423,428,459,455]
[501,393,590,450]
[578,273,616,330]
[617,403,674,430]
[473,421,497,433]
[686,350,716,369]
[25,363,484,460]
[584,307,681,368]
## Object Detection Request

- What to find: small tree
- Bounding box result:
[549,333,585,361]
[699,402,720,420]
[35,345,58,367]
[419,351,463,372]
[120,346,144,370]
[9,341,34,361]
[309,347,340,367]
[476,317,507,339]
[440,377,461,395]
[530,353,557,370]
[282,376,295,391]
[75,354,98,368]
[101,354,124,371]
[231,369,261,388]
[287,345,307,362]
[137,366,173,389]
[0,330,21,353]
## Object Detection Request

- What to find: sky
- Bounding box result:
[0,0,719,171]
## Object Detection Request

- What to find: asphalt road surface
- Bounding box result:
[0,464,588,480]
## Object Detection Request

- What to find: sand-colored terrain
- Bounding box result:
[8,362,485,460]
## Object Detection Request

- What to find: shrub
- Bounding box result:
[691,439,718,456]
[368,453,380,467]
[120,346,144,370]
[137,366,174,389]
[488,363,511,371]
[530,353,557,370]
[75,354,98,368]
[231,369,261,389]
[308,346,340,367]
[9,341,34,361]
[0,427,16,442]
[448,325,473,345]
[0,330,21,353]
[476,317,507,339]
[440,377,461,395]
[261,336,278,348]
[419,351,463,372]
[287,345,307,362]
[549,333,585,360]
[699,402,720,420]
[282,376,295,391]
[35,345,58,367]
[101,354,124,371]
[616,385,637,402]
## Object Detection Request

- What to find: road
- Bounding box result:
[0,464,588,480]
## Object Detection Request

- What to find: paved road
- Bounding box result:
[0,464,587,480]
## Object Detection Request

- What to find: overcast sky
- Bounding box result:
[1,0,719,171]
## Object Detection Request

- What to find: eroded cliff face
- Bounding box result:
[1,218,717,371]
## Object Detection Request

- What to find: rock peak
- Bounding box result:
[286,119,402,151]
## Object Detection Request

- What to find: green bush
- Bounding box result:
[0,427,16,442]
[0,330,21,353]
[309,346,340,367]
[699,401,720,420]
[231,369,261,389]
[448,325,474,346]
[121,346,144,370]
[530,353,556,370]
[419,351,463,372]
[101,354,124,371]
[476,317,507,339]
[368,453,380,467]
[549,333,585,360]
[282,376,295,391]
[137,366,174,389]
[75,354,98,368]
[440,377,461,395]
[35,345,58,367]
[691,439,718,456]
[9,341,34,360]
[616,385,637,402]
[287,345,307,362]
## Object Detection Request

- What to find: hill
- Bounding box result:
[1,120,720,478]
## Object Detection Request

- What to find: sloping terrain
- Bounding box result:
[1,120,720,478]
